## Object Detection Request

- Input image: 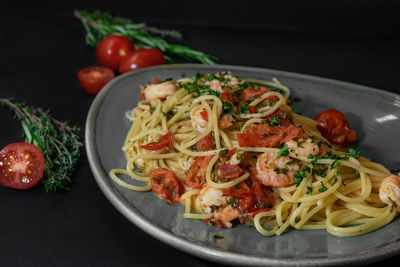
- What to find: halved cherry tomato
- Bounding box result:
[196,133,215,151]
[78,66,115,95]
[186,156,213,189]
[314,109,357,146]
[223,181,252,197]
[95,35,135,71]
[119,48,165,74]
[218,164,244,180]
[140,132,173,151]
[0,142,45,190]
[149,167,184,204]
[240,86,270,102]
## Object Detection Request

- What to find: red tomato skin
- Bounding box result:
[119,48,165,74]
[218,164,244,180]
[196,133,215,151]
[0,142,45,190]
[95,35,135,71]
[140,132,173,151]
[78,66,115,95]
[314,109,357,146]
[186,156,213,189]
[149,168,184,204]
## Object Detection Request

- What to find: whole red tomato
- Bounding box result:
[77,66,115,95]
[95,35,135,71]
[119,48,165,74]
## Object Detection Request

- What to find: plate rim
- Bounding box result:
[85,63,400,266]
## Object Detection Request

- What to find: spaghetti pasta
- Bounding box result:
[109,72,399,237]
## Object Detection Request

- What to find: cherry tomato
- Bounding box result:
[95,35,135,71]
[140,132,173,151]
[314,109,357,146]
[186,156,213,189]
[149,167,184,204]
[119,48,165,74]
[0,142,45,190]
[78,66,115,95]
[218,164,244,180]
[196,133,215,151]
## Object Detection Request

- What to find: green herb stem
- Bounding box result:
[0,98,83,192]
[74,10,218,64]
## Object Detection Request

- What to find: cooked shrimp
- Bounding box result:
[190,104,222,133]
[256,151,300,187]
[214,205,240,224]
[229,150,244,165]
[379,174,400,211]
[142,81,177,101]
[218,114,236,129]
[205,73,241,92]
[190,105,209,133]
[198,185,227,214]
[286,137,319,157]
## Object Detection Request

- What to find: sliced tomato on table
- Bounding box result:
[149,167,184,204]
[140,132,173,151]
[0,142,45,190]
[77,66,115,95]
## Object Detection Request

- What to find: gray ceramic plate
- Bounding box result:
[85,64,400,266]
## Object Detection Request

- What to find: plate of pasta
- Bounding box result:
[85,64,400,266]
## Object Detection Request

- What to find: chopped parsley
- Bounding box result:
[354,170,360,178]
[222,101,233,114]
[306,186,313,195]
[347,148,361,158]
[268,115,281,126]
[330,159,341,170]
[212,233,224,239]
[239,103,250,114]
[293,166,311,186]
[275,144,289,159]
[297,140,305,148]
[318,181,328,192]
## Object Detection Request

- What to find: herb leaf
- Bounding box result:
[0,98,83,192]
[74,10,218,64]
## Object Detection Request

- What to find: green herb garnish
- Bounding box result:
[318,181,328,192]
[0,98,83,192]
[306,186,313,195]
[347,148,361,158]
[74,10,218,64]
[213,233,224,239]
[268,115,281,126]
[275,144,289,159]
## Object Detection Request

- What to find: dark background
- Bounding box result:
[0,2,399,266]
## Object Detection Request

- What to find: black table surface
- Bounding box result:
[1,5,399,267]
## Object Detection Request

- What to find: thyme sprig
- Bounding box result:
[74,10,218,64]
[0,98,83,192]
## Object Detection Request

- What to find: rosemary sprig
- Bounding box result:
[74,10,218,64]
[0,98,83,192]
